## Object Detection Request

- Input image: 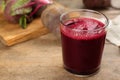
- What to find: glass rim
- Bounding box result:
[60,9,109,32]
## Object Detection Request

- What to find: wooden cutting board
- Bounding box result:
[0,10,49,46]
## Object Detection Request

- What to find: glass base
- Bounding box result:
[64,66,100,77]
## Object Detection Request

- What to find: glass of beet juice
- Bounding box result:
[60,9,109,77]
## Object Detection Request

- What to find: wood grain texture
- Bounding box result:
[0,10,49,46]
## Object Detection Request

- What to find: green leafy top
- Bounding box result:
[10,0,33,29]
[1,0,6,11]
[2,0,52,29]
[19,15,27,29]
[11,0,32,16]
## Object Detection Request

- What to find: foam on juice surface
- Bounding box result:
[61,18,106,40]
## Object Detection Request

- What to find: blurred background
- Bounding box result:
[0,0,113,9]
[54,0,84,8]
[0,0,84,8]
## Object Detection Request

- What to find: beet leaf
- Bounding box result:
[19,15,27,29]
[11,0,32,16]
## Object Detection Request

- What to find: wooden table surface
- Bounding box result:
[0,0,120,80]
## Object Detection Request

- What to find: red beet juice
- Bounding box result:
[60,18,106,75]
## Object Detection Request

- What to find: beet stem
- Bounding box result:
[29,4,43,17]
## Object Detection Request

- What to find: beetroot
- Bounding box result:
[83,0,110,9]
[4,0,18,23]
[3,0,53,28]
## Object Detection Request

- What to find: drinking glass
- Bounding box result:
[60,9,109,77]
